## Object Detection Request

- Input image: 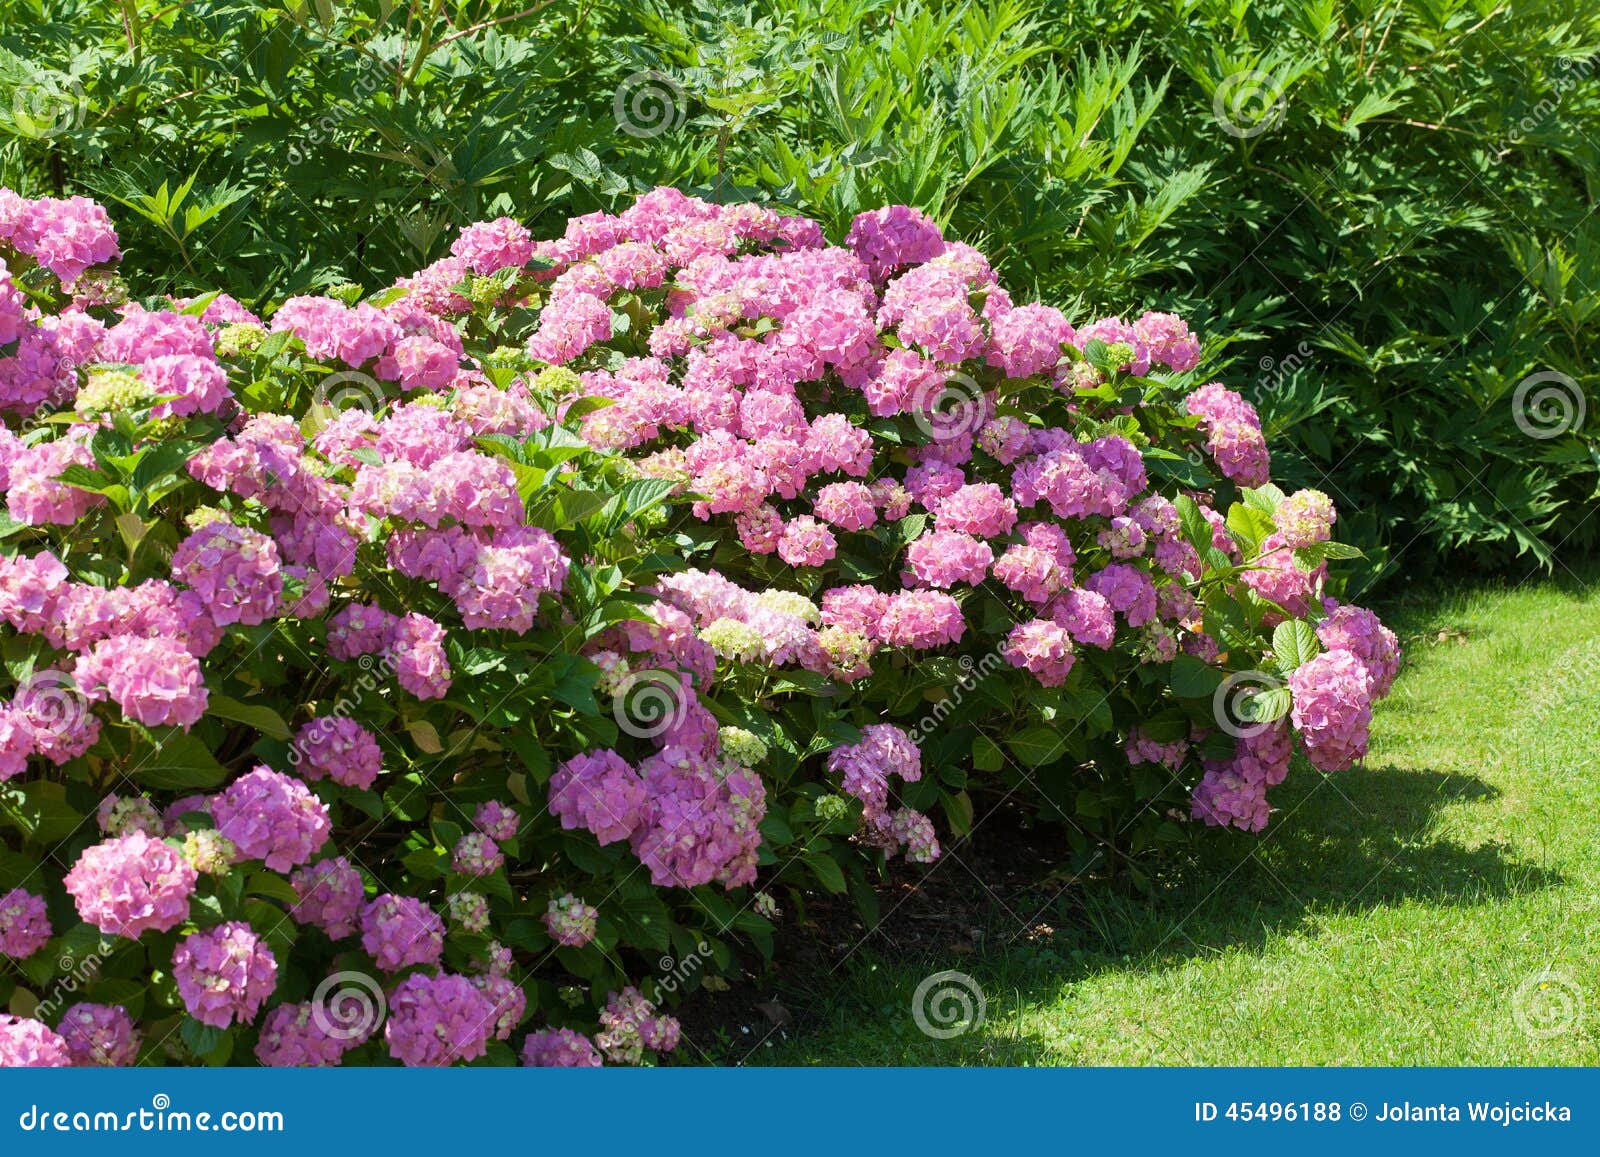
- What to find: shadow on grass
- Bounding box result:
[753,758,1559,1064]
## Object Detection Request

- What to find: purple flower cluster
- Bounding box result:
[172,922,278,1028]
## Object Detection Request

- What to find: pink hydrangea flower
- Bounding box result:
[292,717,383,790]
[0,887,51,957]
[64,831,196,938]
[213,767,331,871]
[451,217,534,275]
[384,973,495,1067]
[473,800,519,842]
[777,515,838,568]
[875,590,966,649]
[172,921,278,1028]
[550,749,647,845]
[1316,604,1401,697]
[903,530,993,589]
[1273,489,1336,548]
[1288,649,1374,772]
[0,1015,71,1067]
[1191,723,1290,832]
[387,613,452,700]
[255,1001,350,1067]
[171,520,283,627]
[56,1003,140,1066]
[74,634,208,728]
[360,895,444,972]
[451,832,504,877]
[521,1027,602,1067]
[289,857,365,939]
[1001,619,1076,687]
[543,893,599,947]
[1049,587,1117,649]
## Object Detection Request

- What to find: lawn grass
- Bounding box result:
[751,570,1600,1065]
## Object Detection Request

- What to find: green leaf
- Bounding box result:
[1238,686,1292,724]
[402,848,446,879]
[180,1017,224,1059]
[205,694,291,741]
[1006,727,1062,767]
[0,781,84,843]
[130,732,230,790]
[1173,493,1213,552]
[971,734,1004,772]
[804,851,848,894]
[244,872,301,906]
[1241,484,1287,514]
[1226,503,1275,550]
[1271,620,1321,673]
[1170,653,1226,699]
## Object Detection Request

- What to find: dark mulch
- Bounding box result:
[671,802,1084,1062]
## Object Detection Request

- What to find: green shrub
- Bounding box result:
[3,0,1597,580]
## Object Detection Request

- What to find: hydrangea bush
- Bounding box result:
[0,185,1396,1067]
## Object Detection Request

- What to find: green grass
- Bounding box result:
[751,572,1600,1065]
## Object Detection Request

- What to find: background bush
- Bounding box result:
[2,0,1597,582]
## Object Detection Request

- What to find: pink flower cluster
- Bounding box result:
[293,717,384,790]
[213,768,331,872]
[172,921,278,1028]
[0,184,1406,1067]
[0,887,50,957]
[550,744,767,889]
[64,831,197,938]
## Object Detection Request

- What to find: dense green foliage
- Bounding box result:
[2,0,1597,581]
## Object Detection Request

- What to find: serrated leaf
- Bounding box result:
[1271,620,1321,673]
